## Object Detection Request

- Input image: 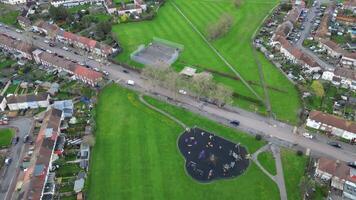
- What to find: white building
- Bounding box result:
[321,71,334,81]
[51,0,104,7]
[306,110,356,141]
[0,0,26,5]
[0,96,7,112]
[6,93,50,111]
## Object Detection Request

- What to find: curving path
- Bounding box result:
[139,94,188,129]
[251,144,287,200]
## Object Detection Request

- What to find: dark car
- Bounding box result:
[328,142,342,148]
[348,161,356,169]
[49,42,56,47]
[230,120,240,126]
[123,69,129,74]
[13,136,19,145]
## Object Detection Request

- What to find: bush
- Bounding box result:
[255,134,262,141]
[296,150,303,156]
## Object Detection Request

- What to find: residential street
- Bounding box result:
[0,117,33,200]
[0,26,355,163]
[295,1,334,70]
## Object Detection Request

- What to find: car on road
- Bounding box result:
[13,136,19,145]
[24,134,30,143]
[88,56,94,60]
[5,157,12,166]
[44,40,49,44]
[103,71,109,76]
[15,29,23,33]
[328,141,342,148]
[302,132,314,139]
[49,42,56,47]
[127,80,135,86]
[348,161,356,169]
[123,69,129,74]
[230,120,240,126]
[62,46,69,51]
[178,89,187,95]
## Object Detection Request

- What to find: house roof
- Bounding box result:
[274,21,293,38]
[74,65,103,81]
[17,16,31,26]
[336,15,356,24]
[309,110,356,134]
[74,178,85,193]
[6,93,49,104]
[315,6,333,39]
[317,157,356,183]
[35,20,59,35]
[285,7,302,24]
[24,109,62,200]
[300,53,319,68]
[344,0,356,8]
[0,34,32,55]
[334,67,356,81]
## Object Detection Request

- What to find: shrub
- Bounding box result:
[255,134,262,141]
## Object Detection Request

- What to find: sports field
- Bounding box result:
[112,0,301,124]
[88,84,280,200]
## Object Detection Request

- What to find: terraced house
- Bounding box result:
[21,108,63,200]
[6,93,50,111]
[0,33,33,60]
[306,110,356,142]
[32,49,103,86]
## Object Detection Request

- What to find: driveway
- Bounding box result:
[0,117,33,200]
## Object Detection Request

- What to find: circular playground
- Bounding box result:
[178,127,249,183]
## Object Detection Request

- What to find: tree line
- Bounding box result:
[142,66,234,107]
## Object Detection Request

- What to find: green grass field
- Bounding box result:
[0,3,19,26]
[281,149,308,200]
[0,128,14,148]
[112,0,301,124]
[257,151,276,176]
[88,84,280,200]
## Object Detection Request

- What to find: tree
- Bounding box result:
[206,14,233,41]
[95,21,112,40]
[82,135,96,147]
[310,80,325,98]
[299,176,316,199]
[233,0,243,8]
[49,5,68,21]
[214,83,233,107]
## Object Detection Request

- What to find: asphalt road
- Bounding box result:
[0,117,33,200]
[0,26,355,163]
[295,1,334,70]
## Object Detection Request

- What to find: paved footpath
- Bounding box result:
[251,144,288,200]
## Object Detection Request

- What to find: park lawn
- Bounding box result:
[0,4,19,26]
[88,84,280,200]
[257,151,277,176]
[112,0,301,124]
[0,59,15,70]
[281,149,308,200]
[0,128,14,148]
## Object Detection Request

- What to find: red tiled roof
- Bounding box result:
[317,157,356,183]
[336,15,356,24]
[309,110,356,133]
[74,65,103,81]
[77,36,97,48]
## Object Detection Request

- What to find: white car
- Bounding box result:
[178,89,187,95]
[127,80,135,86]
[302,132,314,139]
[44,40,49,44]
[15,29,22,33]
[62,46,69,51]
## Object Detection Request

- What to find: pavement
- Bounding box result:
[0,24,355,164]
[0,117,33,200]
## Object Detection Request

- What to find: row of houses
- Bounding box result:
[271,5,322,73]
[0,93,50,111]
[0,33,33,60]
[104,0,147,16]
[306,110,356,142]
[21,108,63,200]
[18,18,116,58]
[50,0,104,7]
[32,49,103,86]
[315,157,356,200]
[321,67,356,90]
[0,33,103,86]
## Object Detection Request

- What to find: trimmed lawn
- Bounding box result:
[0,3,19,26]
[281,149,308,200]
[0,128,14,148]
[112,0,301,124]
[88,84,280,200]
[257,151,276,176]
[0,59,15,70]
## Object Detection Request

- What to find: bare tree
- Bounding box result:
[82,135,96,147]
[233,0,243,8]
[207,14,234,41]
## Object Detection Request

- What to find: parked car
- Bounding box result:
[123,69,129,74]
[13,136,19,145]
[62,46,69,51]
[328,141,342,148]
[44,40,49,44]
[127,80,135,86]
[230,120,240,126]
[49,42,56,47]
[178,89,187,95]
[302,132,314,139]
[348,161,356,169]
[5,157,12,166]
[23,134,29,143]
